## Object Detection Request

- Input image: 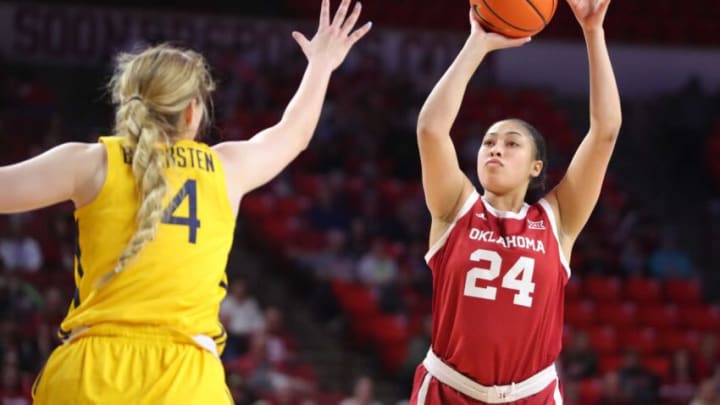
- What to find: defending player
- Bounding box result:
[0,1,370,403]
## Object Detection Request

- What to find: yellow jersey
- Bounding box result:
[59,136,234,354]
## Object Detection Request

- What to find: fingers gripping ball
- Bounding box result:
[470,0,557,38]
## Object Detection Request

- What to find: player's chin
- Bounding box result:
[479,175,511,194]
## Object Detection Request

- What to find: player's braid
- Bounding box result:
[98,44,216,287]
[112,97,169,275]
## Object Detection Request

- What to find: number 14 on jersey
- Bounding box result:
[464,249,536,308]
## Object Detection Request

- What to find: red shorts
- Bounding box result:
[409,364,563,405]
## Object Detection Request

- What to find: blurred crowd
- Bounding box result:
[0,11,719,405]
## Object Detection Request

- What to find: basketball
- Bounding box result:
[470,0,557,38]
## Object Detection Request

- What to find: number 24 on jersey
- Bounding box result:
[464,249,536,308]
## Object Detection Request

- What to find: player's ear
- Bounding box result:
[184,99,197,127]
[531,159,543,177]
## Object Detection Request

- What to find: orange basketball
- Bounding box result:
[470,0,557,38]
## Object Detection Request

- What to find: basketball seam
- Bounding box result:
[525,0,548,26]
[481,0,539,33]
[472,4,504,32]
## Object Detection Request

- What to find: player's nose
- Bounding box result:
[490,145,503,156]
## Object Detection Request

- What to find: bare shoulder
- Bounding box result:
[541,190,561,222]
[211,140,249,166]
[64,142,106,174]
[211,140,250,183]
[70,142,107,207]
[211,140,250,213]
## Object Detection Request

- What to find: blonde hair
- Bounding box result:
[105,43,215,281]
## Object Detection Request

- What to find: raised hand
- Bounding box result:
[468,9,531,52]
[292,0,372,71]
[566,0,611,32]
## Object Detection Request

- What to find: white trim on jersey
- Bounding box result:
[422,349,558,403]
[553,378,563,405]
[481,197,531,219]
[424,190,480,263]
[537,199,572,280]
[417,372,432,405]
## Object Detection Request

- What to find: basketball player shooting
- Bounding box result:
[410,0,620,403]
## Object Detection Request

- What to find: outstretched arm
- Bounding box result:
[0,142,106,213]
[548,0,622,243]
[417,11,530,223]
[214,0,371,196]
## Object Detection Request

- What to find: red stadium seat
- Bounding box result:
[597,302,638,328]
[624,278,662,303]
[565,300,596,328]
[290,229,327,251]
[665,279,703,304]
[637,304,680,330]
[588,326,618,355]
[332,281,378,318]
[599,355,624,374]
[313,392,345,405]
[619,327,658,355]
[577,378,603,404]
[370,315,409,344]
[563,325,575,347]
[274,196,309,217]
[260,216,298,245]
[642,356,670,379]
[681,305,720,331]
[565,277,582,302]
[292,173,322,195]
[239,193,275,217]
[380,342,408,373]
[658,330,701,354]
[584,276,622,302]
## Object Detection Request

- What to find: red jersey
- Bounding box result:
[425,190,570,386]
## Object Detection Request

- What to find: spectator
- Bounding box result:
[220,279,265,360]
[297,228,355,282]
[357,239,398,287]
[226,372,257,405]
[617,349,660,404]
[264,306,294,367]
[0,364,30,405]
[399,316,431,391]
[648,230,694,279]
[0,216,43,272]
[618,237,647,277]
[596,371,627,405]
[690,378,720,405]
[227,332,310,397]
[357,239,401,313]
[562,331,599,380]
[660,349,697,404]
[306,185,350,232]
[340,376,381,405]
[696,333,719,381]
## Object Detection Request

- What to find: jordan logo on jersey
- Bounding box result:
[527,219,545,230]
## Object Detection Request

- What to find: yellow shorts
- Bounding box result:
[32,324,233,405]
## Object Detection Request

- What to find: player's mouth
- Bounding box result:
[485,158,504,167]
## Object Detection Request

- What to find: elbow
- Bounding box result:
[417,120,445,140]
[591,116,622,142]
[278,119,313,152]
[299,137,311,152]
